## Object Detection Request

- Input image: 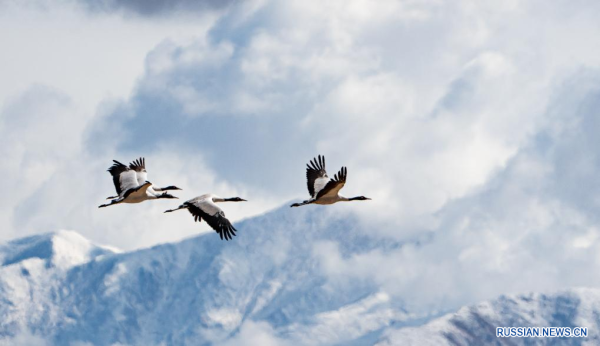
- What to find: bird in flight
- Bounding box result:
[291,155,370,207]
[99,157,181,208]
[164,194,247,240]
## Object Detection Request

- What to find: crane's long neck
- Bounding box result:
[348,196,370,201]
[147,188,177,200]
[212,197,246,203]
[145,189,161,199]
[154,186,180,192]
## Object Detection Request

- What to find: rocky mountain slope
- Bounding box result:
[1,205,598,345]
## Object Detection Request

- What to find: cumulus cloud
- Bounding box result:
[82,0,600,317]
[310,70,600,313]
[89,0,600,237]
[6,1,600,344]
[0,329,48,346]
[0,2,232,249]
[81,0,238,17]
[217,320,289,346]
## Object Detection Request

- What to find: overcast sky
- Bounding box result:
[2,0,600,322]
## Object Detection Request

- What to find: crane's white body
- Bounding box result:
[99,158,180,208]
[122,185,162,204]
[291,156,369,207]
[313,195,349,205]
[186,194,225,213]
[164,193,245,241]
[112,169,159,204]
[311,180,349,204]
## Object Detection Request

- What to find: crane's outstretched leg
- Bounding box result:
[164,204,188,213]
[290,200,312,208]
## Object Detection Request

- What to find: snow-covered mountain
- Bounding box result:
[1,205,599,345]
[0,206,412,345]
[377,288,600,346]
[0,231,117,342]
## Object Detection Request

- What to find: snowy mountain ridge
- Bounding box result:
[1,206,599,345]
[0,206,411,345]
[377,288,600,345]
[0,230,117,345]
[0,230,117,269]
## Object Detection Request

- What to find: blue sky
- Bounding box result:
[2,0,600,317]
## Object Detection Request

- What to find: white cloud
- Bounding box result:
[69,341,94,346]
[218,320,289,346]
[309,69,600,313]
[7,3,600,344]
[0,2,219,113]
[0,329,48,346]
[283,292,406,345]
[0,2,248,249]
[102,0,600,235]
[2,0,600,264]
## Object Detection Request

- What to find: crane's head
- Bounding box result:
[159,193,179,199]
[350,196,371,201]
[163,185,182,191]
[225,197,247,202]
